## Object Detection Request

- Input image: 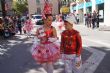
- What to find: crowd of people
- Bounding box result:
[0,15,34,38]
[84,11,100,29]
[0,16,17,38]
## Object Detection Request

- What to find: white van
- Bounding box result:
[31,14,42,24]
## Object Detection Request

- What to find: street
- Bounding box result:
[75,24,110,73]
[0,24,110,73]
[0,0,110,73]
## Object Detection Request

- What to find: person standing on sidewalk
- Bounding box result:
[60,15,82,73]
[31,14,60,73]
[92,11,97,29]
[76,14,79,24]
[0,18,4,37]
[17,15,22,34]
[96,12,100,28]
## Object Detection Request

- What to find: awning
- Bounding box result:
[96,0,104,4]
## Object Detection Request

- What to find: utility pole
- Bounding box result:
[1,0,6,18]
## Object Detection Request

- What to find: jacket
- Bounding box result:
[60,29,82,56]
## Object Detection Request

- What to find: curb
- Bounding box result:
[99,26,110,31]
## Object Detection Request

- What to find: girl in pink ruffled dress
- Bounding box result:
[31,14,60,73]
[24,17,33,37]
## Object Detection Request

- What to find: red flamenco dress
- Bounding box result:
[32,26,60,63]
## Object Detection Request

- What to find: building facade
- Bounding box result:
[5,0,13,15]
[71,0,110,26]
[13,0,26,4]
[0,0,13,17]
[27,0,59,16]
[0,0,2,17]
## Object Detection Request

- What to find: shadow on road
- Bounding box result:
[0,35,42,73]
[0,35,65,73]
[1,36,109,73]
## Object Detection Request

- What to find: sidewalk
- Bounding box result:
[77,23,110,31]
[99,25,110,31]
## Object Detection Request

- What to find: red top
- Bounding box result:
[60,29,82,56]
[45,26,53,37]
[38,26,54,44]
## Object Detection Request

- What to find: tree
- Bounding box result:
[12,0,28,15]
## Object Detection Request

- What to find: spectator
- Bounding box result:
[17,16,22,34]
[0,18,4,36]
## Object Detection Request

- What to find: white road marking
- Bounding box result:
[80,46,106,73]
[56,45,106,73]
[83,38,110,48]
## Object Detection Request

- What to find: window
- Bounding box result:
[85,0,91,2]
[36,0,40,4]
[37,7,41,14]
[35,16,42,19]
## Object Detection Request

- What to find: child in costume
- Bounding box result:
[60,14,82,73]
[31,14,60,73]
[24,17,33,37]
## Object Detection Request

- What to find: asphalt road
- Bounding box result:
[0,24,110,73]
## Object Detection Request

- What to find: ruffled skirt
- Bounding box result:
[31,42,60,63]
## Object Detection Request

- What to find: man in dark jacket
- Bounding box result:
[17,16,22,34]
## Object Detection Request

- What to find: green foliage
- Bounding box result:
[12,0,28,15]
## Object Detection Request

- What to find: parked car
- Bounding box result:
[36,19,44,25]
[31,14,42,24]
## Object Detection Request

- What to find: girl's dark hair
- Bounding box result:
[45,14,52,19]
[26,17,29,20]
